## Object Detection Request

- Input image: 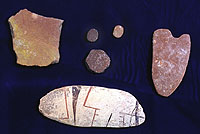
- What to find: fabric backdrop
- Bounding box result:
[0,0,200,134]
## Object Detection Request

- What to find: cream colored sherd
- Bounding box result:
[39,85,145,128]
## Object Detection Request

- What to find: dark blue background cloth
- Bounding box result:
[0,0,200,133]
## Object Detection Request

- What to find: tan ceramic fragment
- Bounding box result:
[8,9,63,66]
[152,29,191,97]
[39,85,145,128]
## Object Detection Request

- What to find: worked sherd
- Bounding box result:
[113,25,124,38]
[39,85,146,127]
[86,49,110,73]
[87,28,98,42]
[152,29,191,97]
[8,9,64,66]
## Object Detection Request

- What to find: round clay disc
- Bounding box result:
[113,25,124,38]
[87,28,98,42]
[86,49,111,73]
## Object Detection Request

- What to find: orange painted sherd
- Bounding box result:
[8,9,64,66]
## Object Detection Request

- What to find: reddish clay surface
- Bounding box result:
[86,49,110,73]
[152,29,191,97]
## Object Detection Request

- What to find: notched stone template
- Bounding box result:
[152,29,191,97]
[39,85,145,128]
[8,9,64,66]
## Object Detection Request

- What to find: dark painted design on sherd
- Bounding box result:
[106,113,112,127]
[72,86,80,124]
